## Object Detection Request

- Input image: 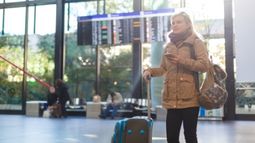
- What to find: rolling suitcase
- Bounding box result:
[112,80,153,143]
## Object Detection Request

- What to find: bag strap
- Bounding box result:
[185,43,200,92]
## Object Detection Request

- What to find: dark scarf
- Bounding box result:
[168,29,192,44]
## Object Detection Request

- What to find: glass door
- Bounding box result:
[234,0,255,116]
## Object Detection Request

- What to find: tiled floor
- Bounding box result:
[0,115,255,143]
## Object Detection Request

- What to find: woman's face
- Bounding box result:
[171,15,191,34]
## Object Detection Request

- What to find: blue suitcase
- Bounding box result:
[112,116,153,143]
[112,81,153,143]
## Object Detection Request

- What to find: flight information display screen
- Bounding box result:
[77,9,174,45]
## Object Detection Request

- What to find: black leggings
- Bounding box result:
[166,107,199,143]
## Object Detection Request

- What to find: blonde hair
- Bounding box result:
[171,11,194,32]
[171,11,204,40]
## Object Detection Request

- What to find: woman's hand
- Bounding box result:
[165,53,180,64]
[143,70,151,82]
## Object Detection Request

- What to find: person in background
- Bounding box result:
[143,11,210,143]
[47,86,57,106]
[49,79,72,118]
[99,91,123,119]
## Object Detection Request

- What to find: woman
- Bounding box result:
[143,12,210,143]
[49,79,72,118]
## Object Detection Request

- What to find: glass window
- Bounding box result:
[100,45,132,100]
[4,0,25,3]
[0,9,2,35]
[65,36,97,103]
[26,5,56,102]
[28,5,56,35]
[64,1,98,104]
[186,0,224,20]
[34,5,56,35]
[144,0,181,10]
[5,8,26,35]
[64,1,133,104]
[105,0,133,13]
[234,0,255,114]
[65,1,98,33]
[0,7,25,110]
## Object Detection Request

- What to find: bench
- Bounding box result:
[102,98,156,119]
[26,101,47,117]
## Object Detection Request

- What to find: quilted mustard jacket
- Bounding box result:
[147,33,210,109]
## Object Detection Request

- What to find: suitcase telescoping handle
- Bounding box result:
[146,78,152,119]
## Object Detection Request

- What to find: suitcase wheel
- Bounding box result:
[140,129,145,135]
[127,129,132,134]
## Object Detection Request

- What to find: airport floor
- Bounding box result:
[0,115,255,143]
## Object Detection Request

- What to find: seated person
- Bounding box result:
[99,91,123,119]
[47,88,57,106]
[48,79,72,118]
